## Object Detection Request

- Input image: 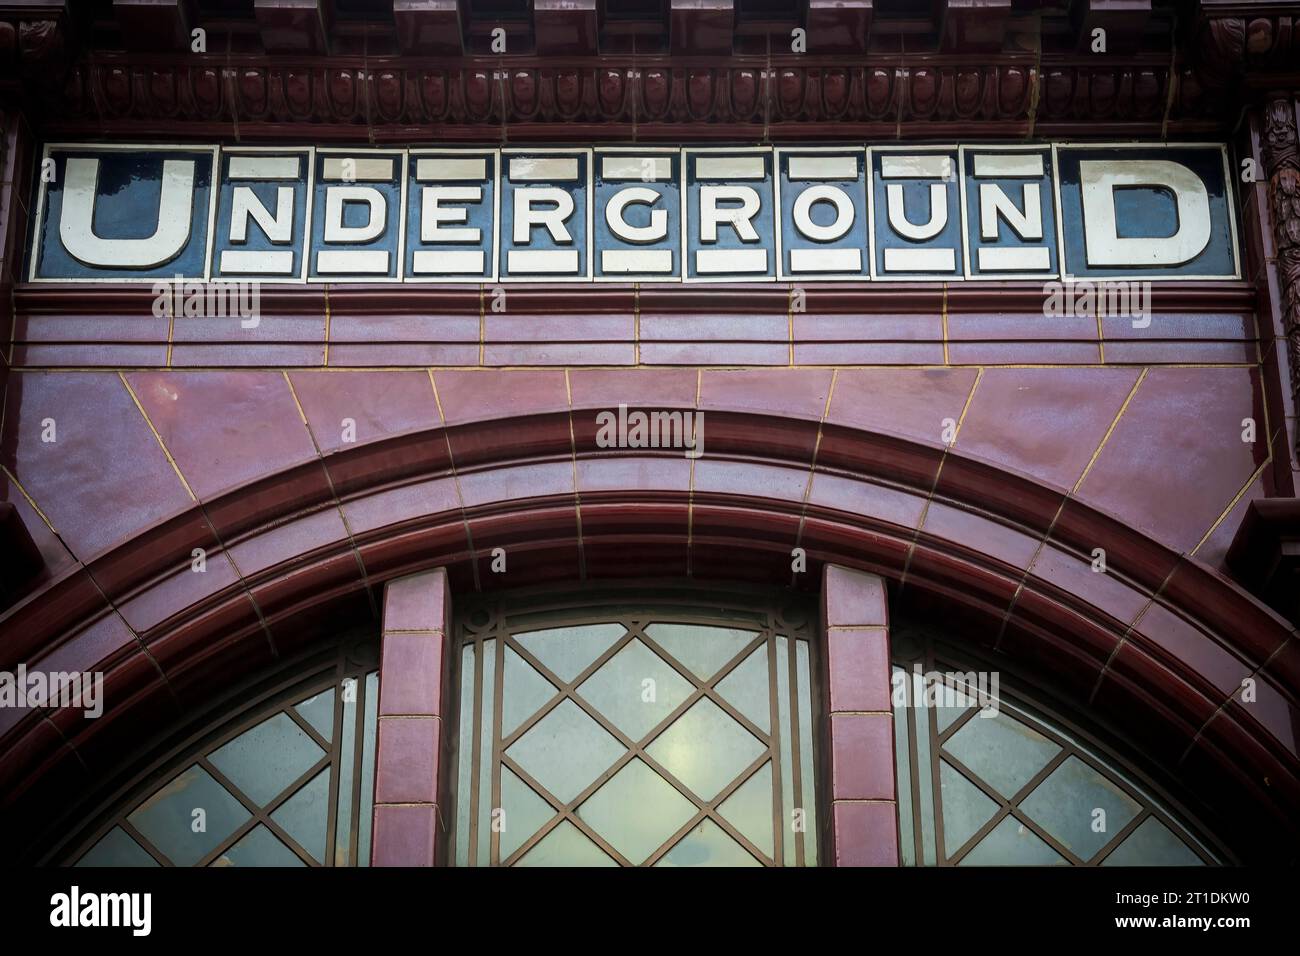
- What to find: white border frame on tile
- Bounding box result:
[866,144,965,283]
[957,143,1063,281]
[497,146,594,283]
[27,142,221,284]
[774,145,872,283]
[403,147,501,285]
[592,145,684,283]
[681,145,778,284]
[208,144,315,285]
[309,147,409,283]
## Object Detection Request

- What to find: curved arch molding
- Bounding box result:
[1,367,1297,862]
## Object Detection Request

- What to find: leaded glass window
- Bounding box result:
[891,634,1221,866]
[67,642,379,867]
[452,596,820,866]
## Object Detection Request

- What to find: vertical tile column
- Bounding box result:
[372,568,452,866]
[821,565,900,866]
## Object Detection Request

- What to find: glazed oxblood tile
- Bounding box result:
[0,566,111,668]
[799,515,912,569]
[823,564,888,627]
[575,455,693,497]
[639,343,790,365]
[569,367,699,411]
[30,612,137,681]
[172,313,325,345]
[326,344,481,367]
[467,506,581,550]
[251,551,367,621]
[805,471,928,531]
[947,311,1097,341]
[1179,736,1298,852]
[1195,710,1300,810]
[372,804,438,866]
[951,367,1142,491]
[1074,367,1266,553]
[1047,498,1181,594]
[639,312,787,342]
[1160,557,1291,666]
[379,632,446,717]
[169,344,327,367]
[793,312,943,342]
[46,648,162,743]
[118,552,242,636]
[1090,667,1204,768]
[483,343,636,366]
[201,461,336,542]
[919,500,1042,571]
[13,314,170,343]
[793,343,948,365]
[700,368,833,421]
[375,717,441,804]
[996,619,1107,704]
[324,431,453,498]
[355,523,474,581]
[343,477,462,536]
[691,505,802,547]
[1005,584,1121,664]
[817,428,946,492]
[1103,341,1258,364]
[1025,544,1150,627]
[692,458,811,505]
[934,454,1066,537]
[829,713,895,801]
[146,591,267,674]
[471,541,583,587]
[1266,638,1300,699]
[907,544,1021,611]
[434,369,568,425]
[828,367,979,445]
[124,371,321,502]
[0,480,74,583]
[0,372,194,561]
[946,342,1102,364]
[14,344,171,367]
[1103,640,1220,737]
[1100,311,1255,341]
[227,507,352,580]
[458,461,576,511]
[0,718,74,805]
[286,370,440,456]
[833,801,901,867]
[580,502,691,538]
[1131,602,1251,698]
[383,569,451,635]
[485,312,633,342]
[690,544,791,586]
[1228,684,1300,761]
[584,542,690,579]
[1190,475,1265,574]
[827,628,891,713]
[85,503,222,600]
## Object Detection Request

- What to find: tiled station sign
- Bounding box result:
[29,142,1239,283]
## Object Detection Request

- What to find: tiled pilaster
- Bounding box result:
[822,564,899,866]
[372,568,452,866]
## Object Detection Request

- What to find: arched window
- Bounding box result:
[890,627,1223,866]
[63,639,380,867]
[450,591,821,866]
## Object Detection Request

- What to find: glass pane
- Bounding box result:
[913,670,937,865]
[943,710,1060,799]
[939,760,999,859]
[1102,817,1203,866]
[714,644,771,734]
[514,624,625,683]
[502,646,559,738]
[209,711,325,807]
[576,639,694,742]
[646,697,766,802]
[892,667,916,866]
[357,670,379,867]
[717,762,775,860]
[643,623,757,680]
[795,639,818,867]
[76,827,158,867]
[959,816,1066,866]
[211,824,305,867]
[270,768,331,863]
[454,644,476,867]
[294,688,335,742]
[333,677,359,866]
[577,758,697,864]
[656,818,760,867]
[516,820,617,867]
[499,766,557,862]
[506,698,625,804]
[776,636,794,866]
[128,765,250,866]
[476,639,498,866]
[1020,755,1141,861]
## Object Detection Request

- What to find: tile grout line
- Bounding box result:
[428,368,480,591]
[994,367,1148,650]
[118,372,279,659]
[281,371,378,619]
[791,369,838,587]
